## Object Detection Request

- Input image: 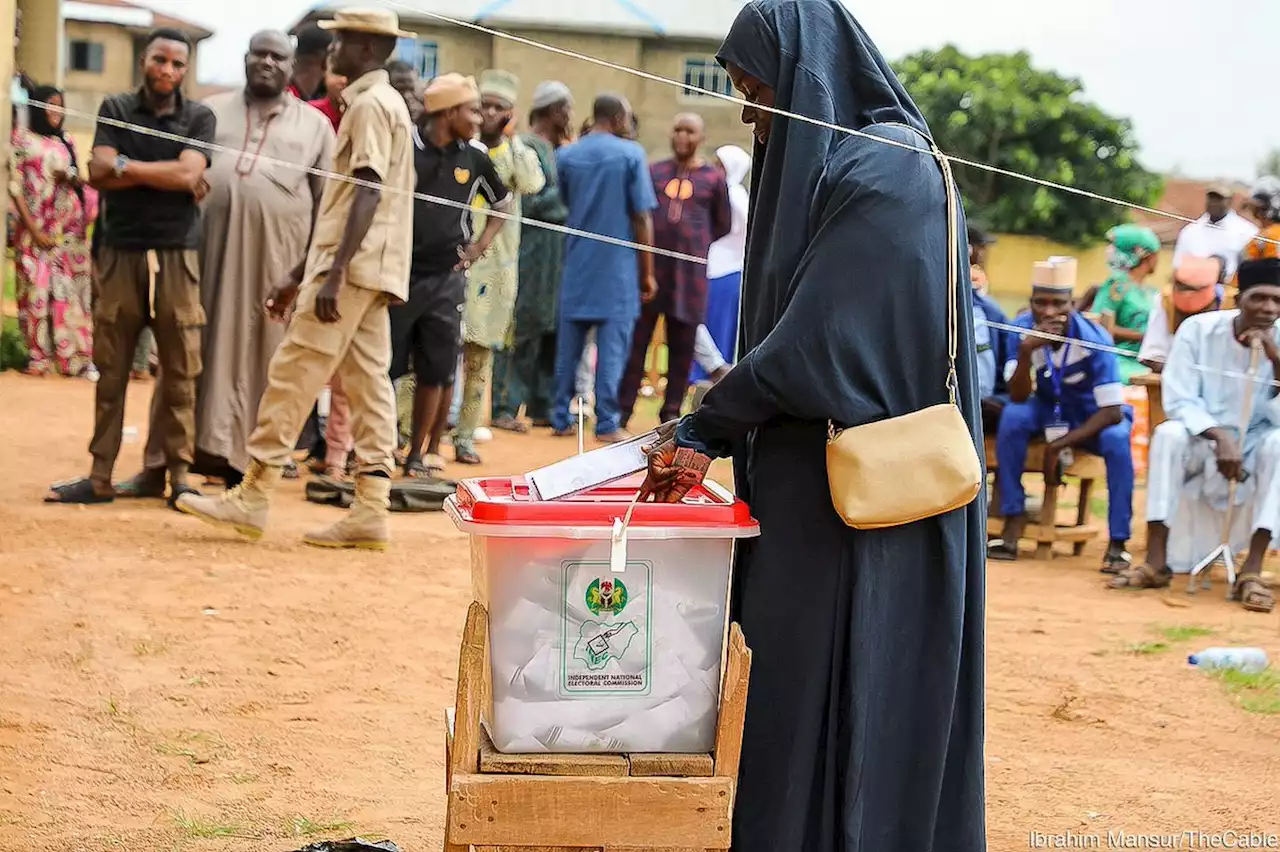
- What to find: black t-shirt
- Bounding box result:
[411,129,511,278]
[91,89,216,251]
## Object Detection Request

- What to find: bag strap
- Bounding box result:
[828,126,962,441]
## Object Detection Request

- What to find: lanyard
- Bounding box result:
[1042,340,1072,422]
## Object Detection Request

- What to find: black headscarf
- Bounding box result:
[715,0,930,353]
[686,0,980,451]
[26,84,84,202]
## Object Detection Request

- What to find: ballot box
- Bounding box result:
[445,474,759,754]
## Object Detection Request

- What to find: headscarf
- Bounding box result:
[715,0,929,353]
[693,0,977,451]
[26,84,83,201]
[715,144,751,188]
[1105,223,1161,272]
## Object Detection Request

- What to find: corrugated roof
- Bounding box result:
[66,0,215,40]
[301,0,745,41]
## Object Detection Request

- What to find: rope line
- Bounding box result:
[36,99,709,264]
[980,318,1280,388]
[375,0,1280,250]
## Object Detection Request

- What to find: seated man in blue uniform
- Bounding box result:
[988,256,1135,571]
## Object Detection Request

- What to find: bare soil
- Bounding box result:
[1,372,1278,851]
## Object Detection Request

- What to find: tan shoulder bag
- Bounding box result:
[825,137,982,530]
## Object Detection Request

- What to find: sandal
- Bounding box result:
[403,458,433,479]
[987,539,1019,561]
[456,447,482,465]
[45,478,114,505]
[114,469,167,499]
[1101,547,1133,575]
[1108,563,1172,590]
[1231,573,1275,614]
[491,416,529,434]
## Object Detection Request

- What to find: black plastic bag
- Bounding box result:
[288,840,400,852]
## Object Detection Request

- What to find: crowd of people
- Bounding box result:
[972,181,1280,614]
[15,12,749,521]
[7,0,1280,846]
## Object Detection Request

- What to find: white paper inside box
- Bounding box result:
[445,475,758,754]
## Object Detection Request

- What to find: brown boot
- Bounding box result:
[174,460,281,541]
[302,474,391,551]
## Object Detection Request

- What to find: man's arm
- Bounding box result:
[1006,330,1039,403]
[89,107,214,193]
[709,173,732,244]
[508,135,546,196]
[457,153,513,269]
[1138,297,1170,372]
[329,168,381,277]
[628,149,659,299]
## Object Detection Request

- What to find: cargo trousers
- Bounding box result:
[89,247,204,487]
[244,279,398,477]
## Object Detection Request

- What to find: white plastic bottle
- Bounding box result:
[1187,647,1270,674]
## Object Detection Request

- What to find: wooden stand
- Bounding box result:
[985,436,1106,559]
[443,601,752,851]
[1131,372,1165,439]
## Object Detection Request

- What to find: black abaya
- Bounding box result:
[674,2,988,849]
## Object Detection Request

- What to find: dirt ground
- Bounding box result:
[1,371,1278,852]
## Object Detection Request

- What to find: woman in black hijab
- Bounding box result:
[642,1,987,849]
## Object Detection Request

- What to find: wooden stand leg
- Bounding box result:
[1036,478,1060,561]
[1073,478,1094,556]
[445,601,488,852]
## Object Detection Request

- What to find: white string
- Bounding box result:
[30,99,1280,390]
[374,0,1280,250]
[36,99,709,265]
[980,318,1280,388]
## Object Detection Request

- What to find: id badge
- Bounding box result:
[1044,422,1069,444]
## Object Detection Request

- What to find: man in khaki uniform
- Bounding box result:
[176,8,415,550]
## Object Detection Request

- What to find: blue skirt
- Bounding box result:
[692,270,741,383]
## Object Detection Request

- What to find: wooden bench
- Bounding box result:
[443,601,752,851]
[1130,371,1165,440]
[985,435,1106,560]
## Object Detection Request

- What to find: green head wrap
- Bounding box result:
[1106,223,1162,271]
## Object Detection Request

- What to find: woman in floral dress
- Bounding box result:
[8,85,96,377]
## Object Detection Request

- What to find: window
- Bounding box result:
[682,57,732,99]
[395,37,439,80]
[68,40,106,74]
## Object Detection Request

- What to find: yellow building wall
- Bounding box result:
[983,233,1171,313]
[16,0,60,86]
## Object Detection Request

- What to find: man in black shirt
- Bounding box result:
[390,72,511,477]
[46,28,216,506]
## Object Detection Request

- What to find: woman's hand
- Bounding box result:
[638,422,712,504]
[32,230,57,251]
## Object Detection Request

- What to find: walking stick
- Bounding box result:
[1188,338,1262,598]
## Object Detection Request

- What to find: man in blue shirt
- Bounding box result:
[551,93,658,441]
[989,258,1135,570]
[969,226,1014,433]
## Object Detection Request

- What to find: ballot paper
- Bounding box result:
[525,430,658,500]
[483,536,733,753]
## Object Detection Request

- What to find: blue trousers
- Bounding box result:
[996,398,1134,541]
[552,317,634,435]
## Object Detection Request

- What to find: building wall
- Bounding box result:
[417,23,752,163]
[636,40,749,161]
[16,0,60,86]
[983,233,1170,315]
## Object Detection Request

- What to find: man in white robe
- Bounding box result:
[1110,258,1280,613]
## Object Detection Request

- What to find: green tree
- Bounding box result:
[1258,148,1280,179]
[893,46,1163,245]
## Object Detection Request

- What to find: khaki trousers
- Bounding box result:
[246,280,397,477]
[89,247,204,486]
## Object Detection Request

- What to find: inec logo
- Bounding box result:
[585,577,628,616]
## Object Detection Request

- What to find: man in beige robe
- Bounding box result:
[118,30,335,501]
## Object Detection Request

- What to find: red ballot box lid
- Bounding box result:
[448,474,759,538]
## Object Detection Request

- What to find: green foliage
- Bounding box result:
[893,47,1164,245]
[1,315,28,372]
